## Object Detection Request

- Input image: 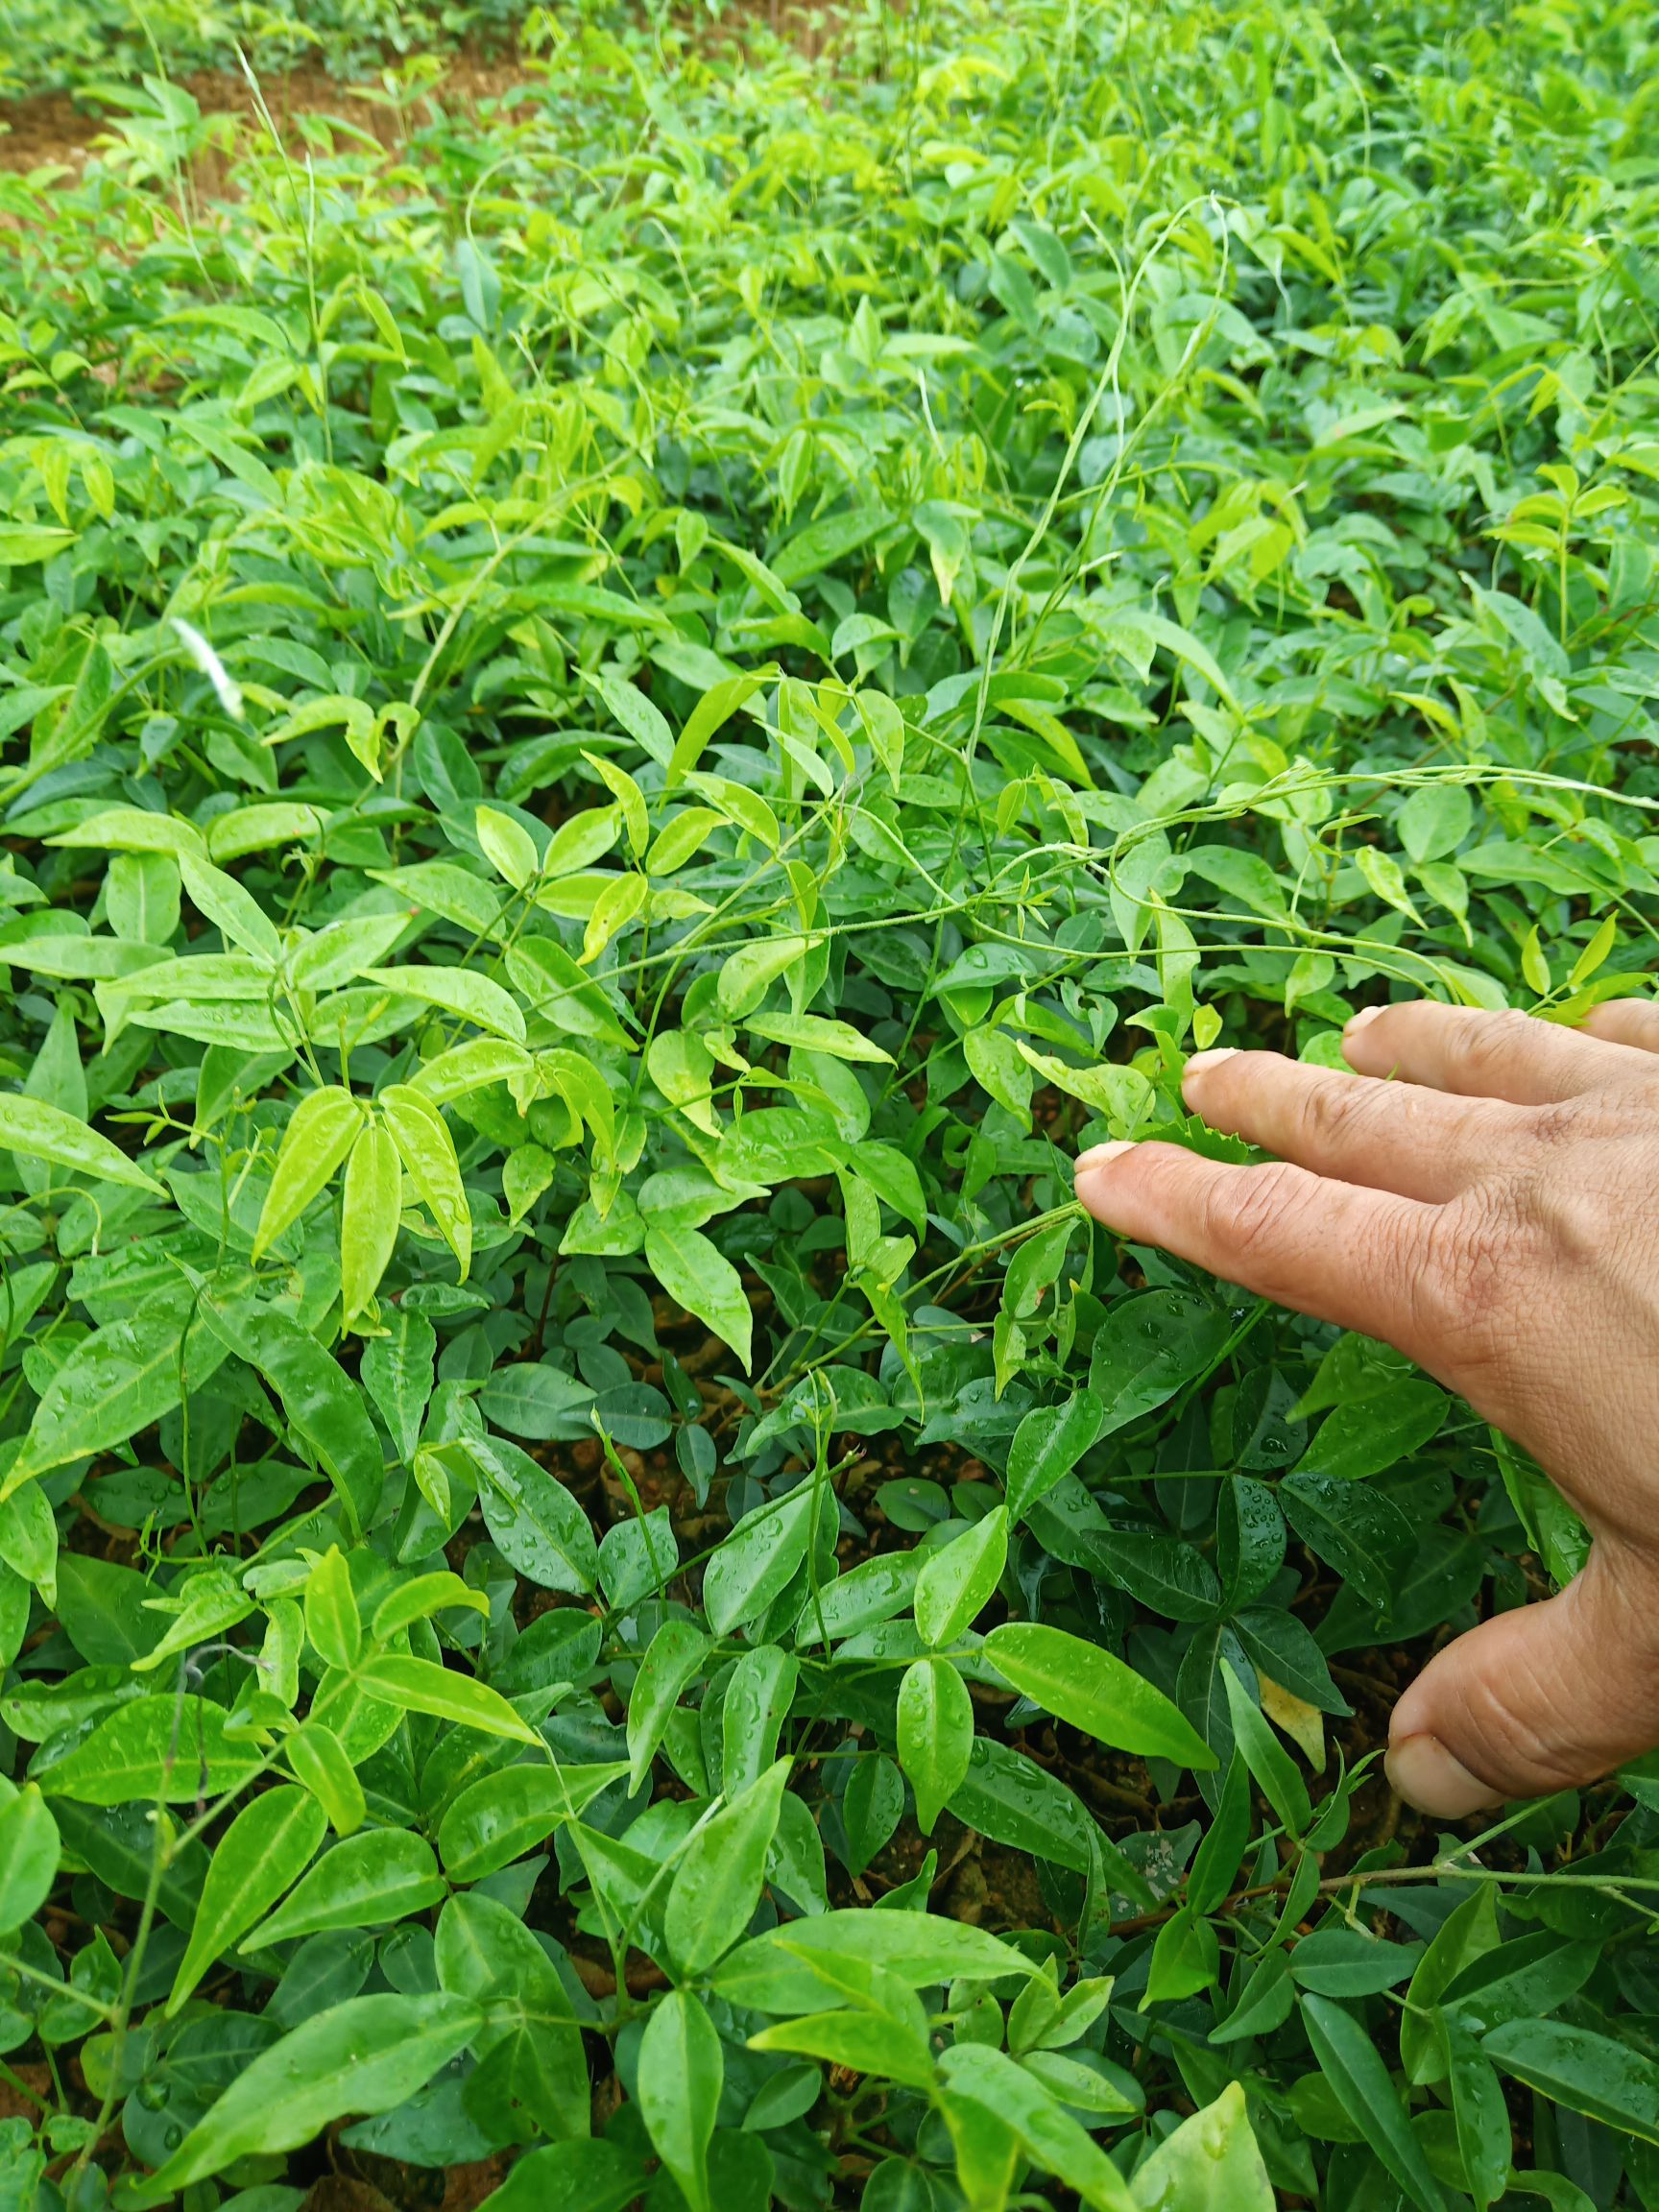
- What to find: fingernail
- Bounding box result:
[1182,1047,1238,1076]
[1073,1141,1134,1177]
[1345,1004,1384,1033]
[1384,1733,1504,1818]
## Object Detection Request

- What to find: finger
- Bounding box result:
[1181,1046,1531,1202]
[1342,999,1654,1104]
[1072,1139,1439,1352]
[1581,998,1659,1055]
[1386,1547,1659,1814]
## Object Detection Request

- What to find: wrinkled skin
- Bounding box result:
[1072,998,1659,1819]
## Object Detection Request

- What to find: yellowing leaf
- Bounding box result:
[1257,1671,1325,1771]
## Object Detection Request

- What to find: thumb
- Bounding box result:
[1385,1547,1659,1815]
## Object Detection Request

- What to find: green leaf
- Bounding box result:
[0,525,76,565]
[1441,2018,1511,2211]
[1300,1992,1446,2211]
[948,1737,1112,1881]
[772,504,889,586]
[1305,1379,1448,1481]
[252,1084,363,1257]
[1106,608,1237,707]
[9,1299,196,1485]
[1017,1046,1155,1134]
[843,1753,902,1877]
[360,1306,437,1463]
[1143,1905,1220,2007]
[1129,2081,1273,2210]
[637,1989,723,2212]
[179,852,283,960]
[129,1993,484,2201]
[913,1505,1007,1647]
[168,1786,326,2013]
[1186,1755,1252,1915]
[703,1482,817,1638]
[369,1571,489,1642]
[0,1092,160,1193]
[1220,1659,1310,1832]
[1291,1937,1424,2008]
[796,1551,921,1647]
[438,1761,630,1884]
[476,1361,597,1442]
[285,1721,368,1837]
[36,1696,264,1806]
[1088,1290,1229,1436]
[469,1436,598,1596]
[896,1657,974,1836]
[505,937,632,1046]
[984,1622,1216,1767]
[246,1829,447,1948]
[590,669,673,764]
[665,1759,791,1975]
[716,1909,1038,1999]
[475,804,541,889]
[435,1890,590,2141]
[0,1785,60,1935]
[1212,1947,1295,2046]
[1398,784,1474,866]
[1482,2018,1659,2147]
[942,2092,1022,2205]
[363,964,526,1043]
[469,2142,644,2212]
[719,1644,798,1798]
[355,1654,539,1744]
[1400,1886,1500,2085]
[1022,2049,1141,2117]
[746,1012,894,1063]
[939,2042,1139,2211]
[0,1477,56,1604]
[1005,1390,1104,1521]
[1280,1472,1414,1611]
[717,933,808,1022]
[1568,911,1619,991]
[644,1221,753,1371]
[340,1118,401,1323]
[304,1547,362,1672]
[750,2003,934,2091]
[203,1295,383,1538]
[379,1083,472,1277]
[628,1619,713,1792]
[666,671,771,787]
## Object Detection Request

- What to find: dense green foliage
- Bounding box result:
[1,0,1658,2205]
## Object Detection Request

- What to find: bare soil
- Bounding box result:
[0,3,854,175]
[0,60,531,175]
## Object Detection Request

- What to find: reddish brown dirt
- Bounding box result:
[0,59,531,174]
[0,3,854,175]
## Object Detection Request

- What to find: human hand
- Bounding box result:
[1072,998,1659,1820]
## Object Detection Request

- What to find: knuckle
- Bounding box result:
[1204,1160,1306,1262]
[1456,1005,1536,1083]
[1527,1098,1583,1149]
[1295,1073,1371,1149]
[1418,1187,1524,1345]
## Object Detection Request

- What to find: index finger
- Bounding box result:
[1072,1138,1440,1356]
